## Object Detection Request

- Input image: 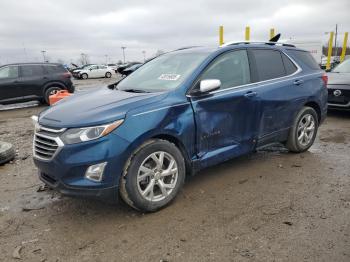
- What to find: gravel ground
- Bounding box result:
[0,77,349,262]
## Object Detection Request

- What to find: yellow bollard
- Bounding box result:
[340,32,348,63]
[219,26,224,46]
[270,28,275,40]
[326,32,334,71]
[245,26,250,41]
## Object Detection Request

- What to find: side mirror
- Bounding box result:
[200,79,221,93]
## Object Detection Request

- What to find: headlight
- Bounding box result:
[60,119,124,144]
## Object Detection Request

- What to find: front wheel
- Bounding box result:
[286,107,318,153]
[105,72,112,78]
[81,73,88,79]
[119,139,185,212]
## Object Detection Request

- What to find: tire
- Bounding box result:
[0,141,15,165]
[119,139,186,212]
[44,86,62,104]
[81,73,88,80]
[286,107,318,153]
[105,72,112,78]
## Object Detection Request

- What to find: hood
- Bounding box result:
[39,88,167,128]
[327,72,350,85]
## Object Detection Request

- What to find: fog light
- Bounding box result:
[85,162,107,182]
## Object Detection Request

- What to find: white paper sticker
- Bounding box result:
[158,74,181,81]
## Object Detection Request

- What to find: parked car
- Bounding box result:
[327,59,350,110]
[0,63,74,105]
[121,63,143,76]
[107,64,119,70]
[71,64,96,78]
[33,43,327,212]
[76,65,114,79]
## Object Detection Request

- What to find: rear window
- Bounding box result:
[287,50,320,70]
[21,65,45,77]
[251,49,286,81]
[45,65,66,74]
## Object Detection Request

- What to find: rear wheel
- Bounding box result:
[119,139,185,212]
[105,72,112,78]
[286,107,318,153]
[81,73,88,80]
[44,86,62,104]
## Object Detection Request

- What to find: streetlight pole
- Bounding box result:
[142,50,146,62]
[41,50,46,62]
[121,47,126,63]
[334,24,338,57]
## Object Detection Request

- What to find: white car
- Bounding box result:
[78,65,114,79]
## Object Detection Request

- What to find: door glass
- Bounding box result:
[21,65,44,77]
[200,50,251,90]
[0,66,19,79]
[252,49,286,81]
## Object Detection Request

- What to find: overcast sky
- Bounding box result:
[0,0,349,65]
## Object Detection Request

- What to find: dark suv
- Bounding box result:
[0,63,74,105]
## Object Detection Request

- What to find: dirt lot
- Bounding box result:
[0,78,349,261]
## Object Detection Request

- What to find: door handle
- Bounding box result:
[293,79,304,85]
[244,91,257,98]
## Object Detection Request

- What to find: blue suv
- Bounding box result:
[33,43,327,212]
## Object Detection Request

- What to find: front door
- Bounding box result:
[190,49,260,169]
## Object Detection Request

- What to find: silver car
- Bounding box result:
[327,59,350,110]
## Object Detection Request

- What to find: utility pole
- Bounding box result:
[334,24,338,57]
[41,50,46,62]
[142,50,146,62]
[121,47,126,63]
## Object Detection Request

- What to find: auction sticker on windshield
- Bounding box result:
[158,74,181,81]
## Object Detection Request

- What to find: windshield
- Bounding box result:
[117,51,209,92]
[332,60,350,73]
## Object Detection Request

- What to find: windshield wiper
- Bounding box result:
[123,89,150,93]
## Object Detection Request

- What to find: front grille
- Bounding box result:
[328,86,350,105]
[33,125,65,161]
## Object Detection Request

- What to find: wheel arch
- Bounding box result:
[42,81,66,96]
[151,134,193,176]
[304,101,321,122]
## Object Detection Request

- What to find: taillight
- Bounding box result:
[322,73,328,86]
[63,72,71,78]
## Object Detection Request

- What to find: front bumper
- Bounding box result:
[33,132,131,202]
[327,86,350,110]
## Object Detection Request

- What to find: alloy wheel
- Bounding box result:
[297,114,315,147]
[137,151,178,202]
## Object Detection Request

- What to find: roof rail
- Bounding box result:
[220,41,295,48]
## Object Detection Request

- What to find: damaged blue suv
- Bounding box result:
[33,43,327,212]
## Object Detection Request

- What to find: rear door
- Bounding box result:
[190,49,260,168]
[248,48,300,145]
[19,64,46,99]
[0,65,20,103]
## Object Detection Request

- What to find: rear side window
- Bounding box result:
[281,53,298,75]
[21,65,45,77]
[45,65,66,74]
[200,50,251,90]
[287,50,320,70]
[0,66,18,79]
[251,49,285,81]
